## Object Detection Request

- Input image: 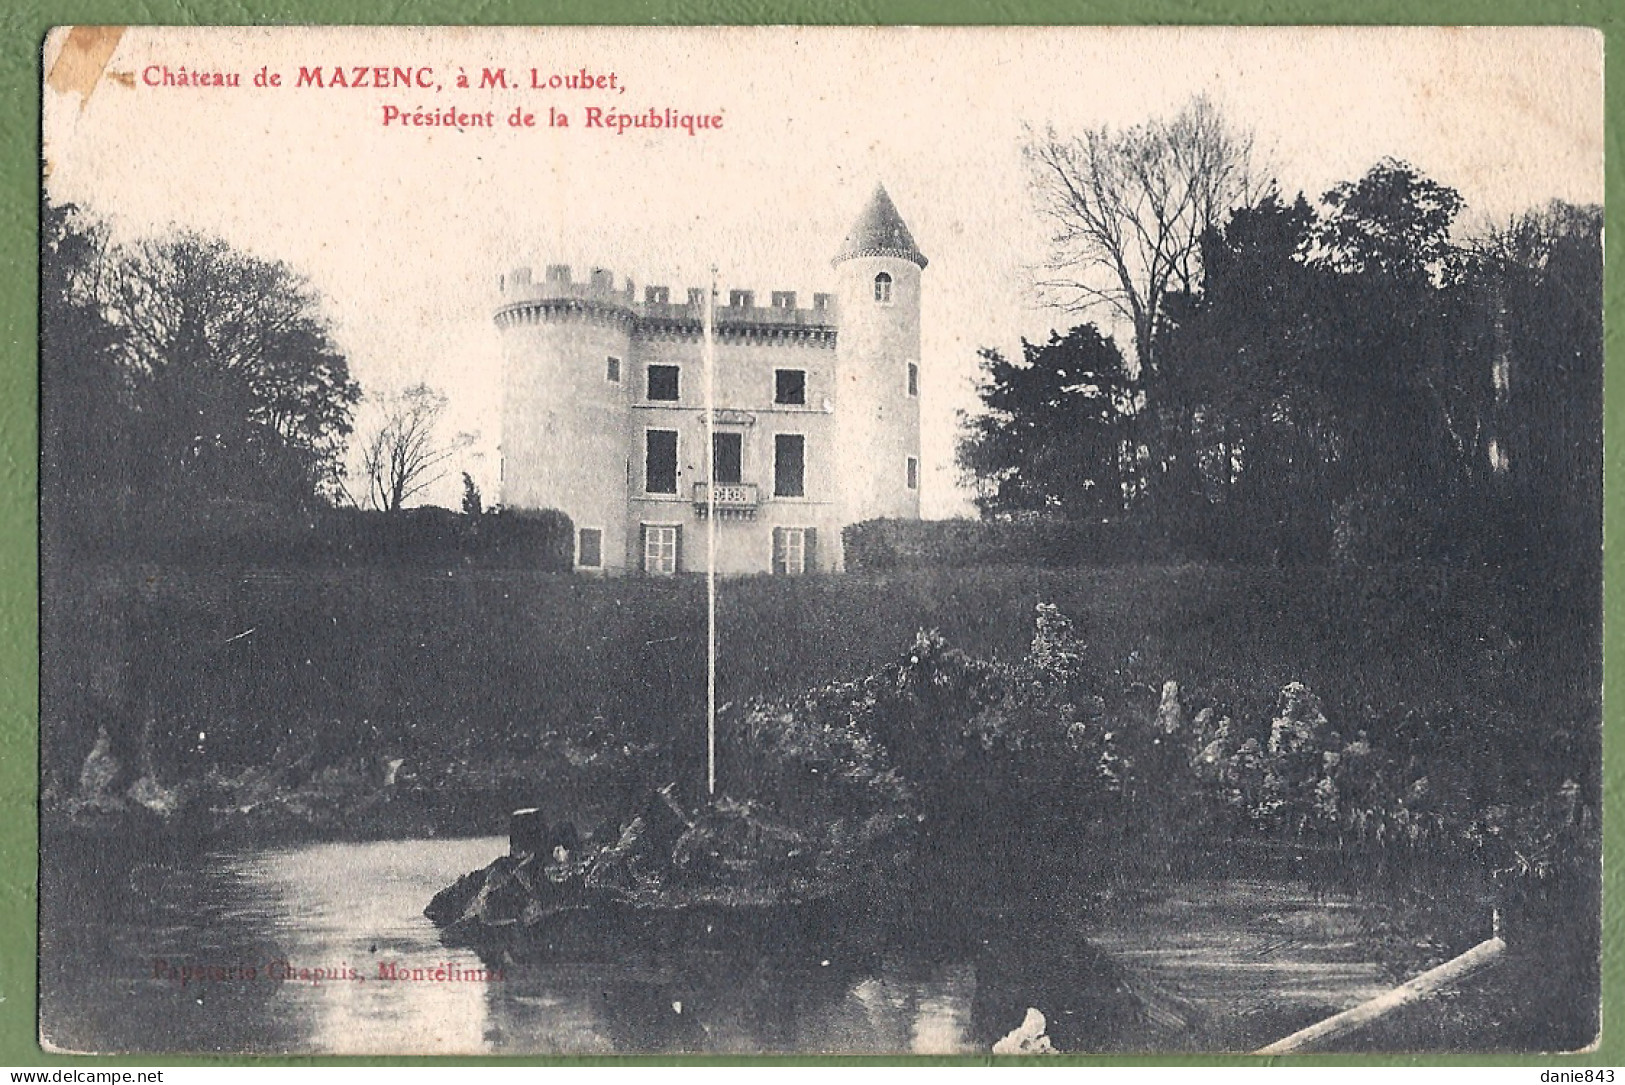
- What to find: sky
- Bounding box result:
[42,26,1603,515]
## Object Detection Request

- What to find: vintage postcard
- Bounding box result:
[39,25,1603,1055]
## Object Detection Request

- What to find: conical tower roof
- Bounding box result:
[832,183,928,269]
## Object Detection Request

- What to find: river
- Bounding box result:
[39,836,1409,1056]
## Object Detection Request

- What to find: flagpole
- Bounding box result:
[704,265,718,799]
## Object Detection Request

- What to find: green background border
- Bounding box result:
[4,1,1619,1069]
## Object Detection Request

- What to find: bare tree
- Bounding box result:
[1026,95,1264,375]
[355,383,473,513]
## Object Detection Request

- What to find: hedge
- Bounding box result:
[842,517,1163,571]
[46,500,574,571]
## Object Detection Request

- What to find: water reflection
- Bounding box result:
[242,840,497,1054]
[40,836,1194,1055]
[39,838,971,1054]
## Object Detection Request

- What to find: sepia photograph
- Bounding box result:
[38,25,1603,1055]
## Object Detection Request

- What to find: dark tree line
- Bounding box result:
[41,197,361,558]
[960,158,1602,596]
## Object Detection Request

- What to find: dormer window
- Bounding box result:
[873,272,893,305]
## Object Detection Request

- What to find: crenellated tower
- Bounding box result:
[831,183,927,542]
[495,265,636,571]
[493,181,925,576]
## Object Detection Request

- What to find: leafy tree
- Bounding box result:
[106,231,360,508]
[42,203,360,551]
[1151,160,1600,579]
[1316,157,1465,280]
[1468,200,1602,534]
[461,471,484,518]
[957,324,1137,520]
[1150,194,1340,558]
[1143,162,1483,561]
[1306,161,1474,506]
[356,383,473,513]
[40,197,129,551]
[1000,148,1599,574]
[1025,95,1263,375]
[1462,200,1602,652]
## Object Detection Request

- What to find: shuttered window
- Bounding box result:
[642,524,680,576]
[773,527,816,575]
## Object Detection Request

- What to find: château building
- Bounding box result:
[494,183,927,575]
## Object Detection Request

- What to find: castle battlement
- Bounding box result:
[498,263,837,337]
[494,183,924,576]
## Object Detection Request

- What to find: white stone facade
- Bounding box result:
[494,184,926,575]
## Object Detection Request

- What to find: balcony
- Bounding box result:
[693,481,759,520]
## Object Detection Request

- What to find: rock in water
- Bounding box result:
[126,775,180,818]
[425,867,486,926]
[671,799,812,890]
[583,815,656,894]
[993,1008,1057,1054]
[75,725,122,808]
[1154,681,1184,735]
[1268,681,1330,756]
[464,856,531,927]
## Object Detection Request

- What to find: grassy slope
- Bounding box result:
[40,561,1580,792]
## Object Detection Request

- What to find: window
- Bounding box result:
[774,369,806,406]
[906,362,918,397]
[729,290,755,309]
[712,431,742,484]
[645,429,678,494]
[645,285,670,305]
[906,455,919,490]
[770,291,797,309]
[773,527,817,576]
[642,524,679,576]
[647,364,680,401]
[774,434,805,498]
[873,272,893,305]
[606,356,621,383]
[577,527,603,569]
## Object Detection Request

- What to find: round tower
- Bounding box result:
[832,183,927,538]
[495,264,634,573]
